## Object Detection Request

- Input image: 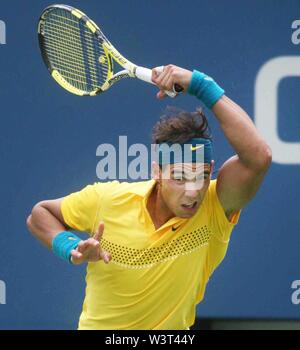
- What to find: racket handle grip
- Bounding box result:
[135,66,154,84]
[135,66,182,98]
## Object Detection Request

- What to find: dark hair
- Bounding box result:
[152,107,212,144]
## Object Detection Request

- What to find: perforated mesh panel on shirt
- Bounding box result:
[101,225,211,269]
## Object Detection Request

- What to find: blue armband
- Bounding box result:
[52,231,82,264]
[188,70,225,109]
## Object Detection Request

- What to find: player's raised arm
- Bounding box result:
[211,95,272,219]
[153,65,272,218]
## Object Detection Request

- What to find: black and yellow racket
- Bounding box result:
[38,4,182,97]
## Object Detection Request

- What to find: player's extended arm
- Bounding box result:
[27,201,111,265]
[152,65,272,218]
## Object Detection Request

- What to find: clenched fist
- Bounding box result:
[152,64,192,99]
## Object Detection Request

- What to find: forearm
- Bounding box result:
[26,200,104,265]
[212,95,272,170]
[27,205,67,249]
[185,68,271,170]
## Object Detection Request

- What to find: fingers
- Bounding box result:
[71,221,112,265]
[94,221,111,264]
[93,221,105,242]
[72,241,102,264]
[99,249,112,264]
[156,90,167,99]
[71,249,83,259]
[152,65,192,98]
[152,65,177,99]
[151,68,160,83]
[152,65,172,87]
[73,236,111,265]
[77,238,100,254]
[70,249,83,265]
[157,71,175,99]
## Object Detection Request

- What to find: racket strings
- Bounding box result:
[45,18,90,91]
[45,20,103,90]
[44,37,106,78]
[45,20,98,46]
[43,8,109,93]
[48,11,101,78]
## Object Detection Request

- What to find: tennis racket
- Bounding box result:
[38,4,183,97]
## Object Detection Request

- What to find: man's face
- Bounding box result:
[158,162,213,218]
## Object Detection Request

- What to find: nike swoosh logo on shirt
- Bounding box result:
[172,225,181,232]
[190,145,204,151]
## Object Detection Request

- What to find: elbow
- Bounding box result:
[26,202,42,233]
[26,212,36,235]
[263,144,272,168]
[257,144,272,172]
[26,214,32,231]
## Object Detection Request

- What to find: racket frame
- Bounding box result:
[38,4,177,97]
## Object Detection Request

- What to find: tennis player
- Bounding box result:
[27,65,272,330]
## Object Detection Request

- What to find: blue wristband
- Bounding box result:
[188,70,225,109]
[52,231,82,264]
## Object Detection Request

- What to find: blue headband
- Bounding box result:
[157,137,213,165]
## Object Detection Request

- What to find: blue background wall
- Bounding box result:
[0,0,299,329]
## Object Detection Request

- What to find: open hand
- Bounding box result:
[70,222,111,265]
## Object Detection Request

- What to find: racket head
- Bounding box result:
[38,4,115,96]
